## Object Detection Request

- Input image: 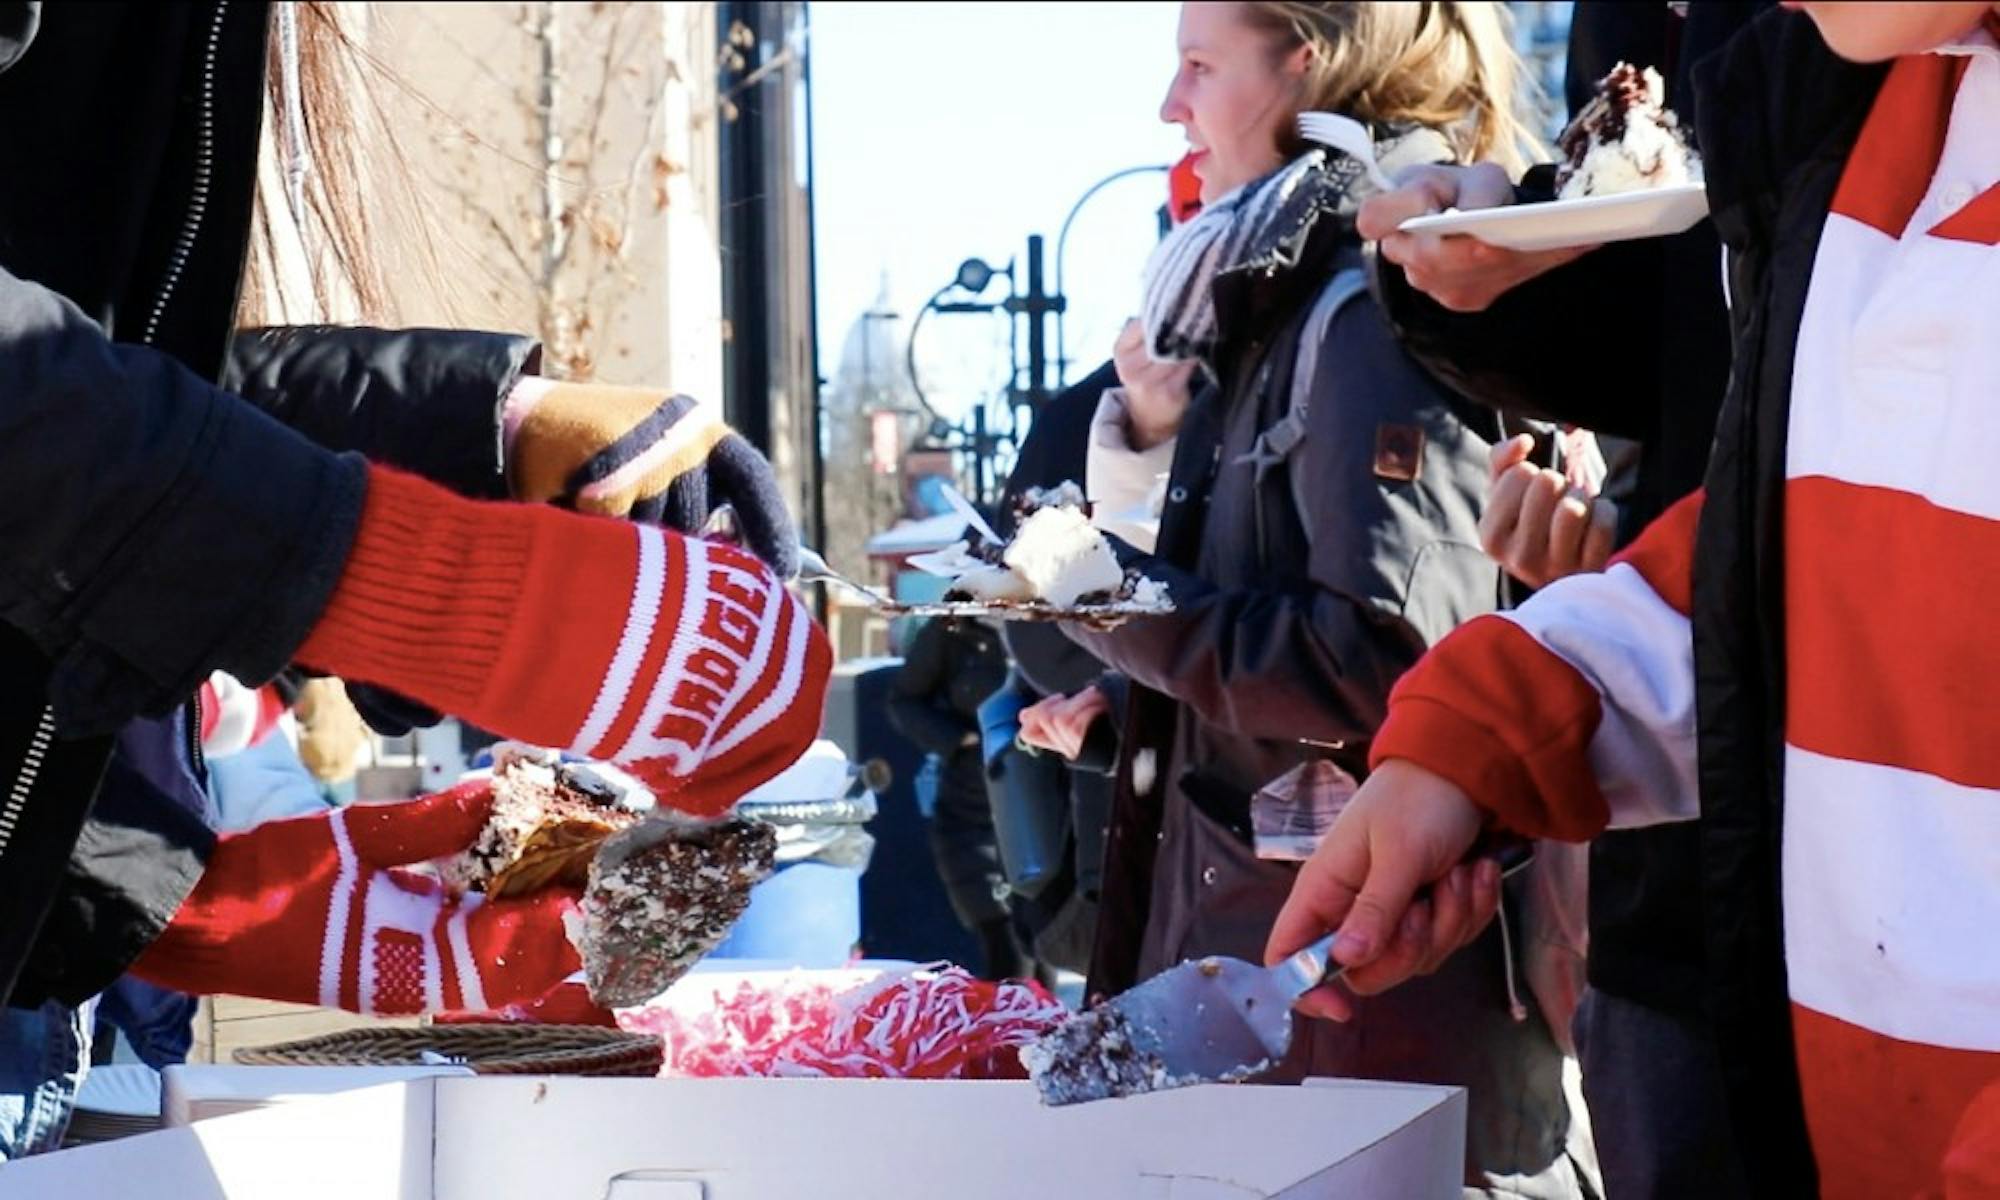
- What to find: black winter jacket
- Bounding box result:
[1682,14,1889,1196]
[999,360,1117,701]
[1371,0,1769,1015]
[1071,135,1511,997]
[0,1,538,1007]
[885,619,1007,762]
[885,617,1011,931]
[994,362,1123,967]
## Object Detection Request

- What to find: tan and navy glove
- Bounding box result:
[505,379,800,579]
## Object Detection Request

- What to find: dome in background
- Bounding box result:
[818,271,936,607]
[828,273,922,418]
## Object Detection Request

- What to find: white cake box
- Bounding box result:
[1,1074,1466,1199]
[160,1063,477,1126]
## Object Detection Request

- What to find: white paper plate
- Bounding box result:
[1396,184,1708,252]
[880,593,1173,626]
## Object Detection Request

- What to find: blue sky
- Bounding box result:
[809,1,1187,420]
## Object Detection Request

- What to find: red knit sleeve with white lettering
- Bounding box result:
[1370,491,1703,841]
[297,465,831,816]
[134,781,578,1016]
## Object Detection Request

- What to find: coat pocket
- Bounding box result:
[1161,777,1300,970]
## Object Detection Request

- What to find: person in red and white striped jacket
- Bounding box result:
[1268,4,2000,1197]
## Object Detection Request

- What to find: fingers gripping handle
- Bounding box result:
[1284,836,1536,998]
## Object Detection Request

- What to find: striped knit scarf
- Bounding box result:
[1138,147,1370,364]
[1137,118,1469,367]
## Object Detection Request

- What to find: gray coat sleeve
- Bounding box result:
[0,264,365,734]
[1071,294,1501,747]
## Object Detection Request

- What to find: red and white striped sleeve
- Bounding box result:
[199,672,288,759]
[1370,491,1705,841]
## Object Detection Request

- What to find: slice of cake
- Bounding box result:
[1019,1004,1172,1105]
[948,561,1038,604]
[1001,504,1126,608]
[912,481,1165,613]
[574,815,778,1007]
[442,747,649,898]
[1555,62,1700,200]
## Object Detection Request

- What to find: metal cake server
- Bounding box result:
[1031,840,1533,1105]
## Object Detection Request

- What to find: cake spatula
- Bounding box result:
[1026,839,1532,1105]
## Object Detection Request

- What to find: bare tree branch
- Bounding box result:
[615,87,666,245]
[414,1,679,379]
[471,201,539,289]
[721,45,795,105]
[577,2,628,176]
[334,11,589,188]
[534,0,572,292]
[407,5,525,110]
[564,4,669,374]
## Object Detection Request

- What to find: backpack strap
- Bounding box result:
[1234,266,1370,549]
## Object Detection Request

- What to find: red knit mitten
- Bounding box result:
[134,782,578,1016]
[433,977,617,1028]
[297,465,830,816]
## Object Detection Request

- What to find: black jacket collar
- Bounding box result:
[1693,6,1887,254]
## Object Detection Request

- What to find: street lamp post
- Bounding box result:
[904,234,1070,508]
[998,234,1063,413]
[905,256,1012,509]
[1052,163,1170,387]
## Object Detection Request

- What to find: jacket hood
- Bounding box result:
[0,3,37,75]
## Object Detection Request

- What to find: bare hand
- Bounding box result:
[1264,759,1493,1021]
[1479,434,1617,589]
[1358,164,1597,313]
[1112,319,1195,451]
[1018,686,1111,761]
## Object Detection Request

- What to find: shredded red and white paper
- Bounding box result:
[616,965,1067,1080]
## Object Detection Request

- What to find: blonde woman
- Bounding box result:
[1033,4,1590,1193]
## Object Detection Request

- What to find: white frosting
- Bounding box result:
[1002,506,1126,608]
[1558,66,1702,200]
[951,563,1036,602]
[1559,119,1698,199]
[1125,576,1172,612]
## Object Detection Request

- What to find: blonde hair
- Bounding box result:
[1237,1,1544,176]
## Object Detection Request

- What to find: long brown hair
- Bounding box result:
[1236,1,1545,175]
[237,2,441,326]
